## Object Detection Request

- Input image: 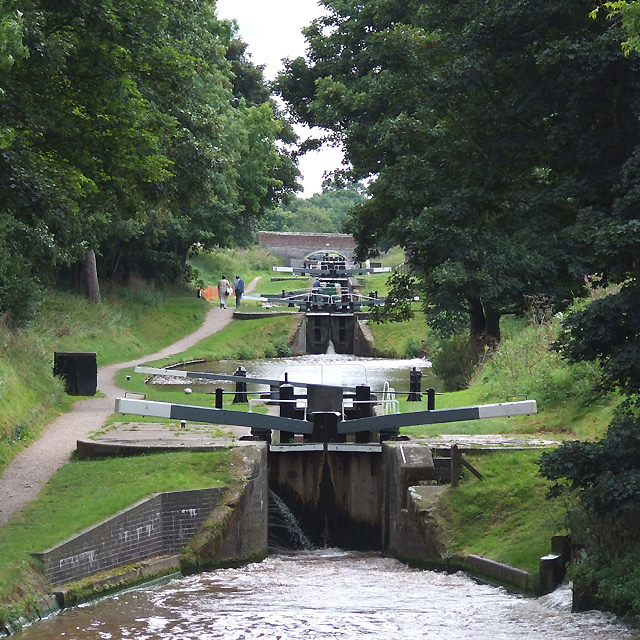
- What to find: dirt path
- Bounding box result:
[0,278,260,526]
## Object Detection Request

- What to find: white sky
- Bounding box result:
[215,0,345,198]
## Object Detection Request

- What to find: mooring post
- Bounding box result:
[426,388,436,411]
[215,387,223,409]
[233,366,248,403]
[451,443,460,488]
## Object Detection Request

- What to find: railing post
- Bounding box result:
[215,387,224,410]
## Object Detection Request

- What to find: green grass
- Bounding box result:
[365,309,432,359]
[0,284,208,476]
[0,450,233,624]
[439,450,570,574]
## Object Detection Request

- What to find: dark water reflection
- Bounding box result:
[15,551,640,640]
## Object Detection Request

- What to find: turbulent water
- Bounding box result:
[14,551,640,640]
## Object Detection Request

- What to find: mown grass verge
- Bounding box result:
[0,450,233,626]
[437,450,570,575]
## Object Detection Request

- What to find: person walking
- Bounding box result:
[218,275,231,309]
[233,275,245,308]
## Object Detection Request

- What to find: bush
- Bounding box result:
[431,335,476,391]
[474,316,603,409]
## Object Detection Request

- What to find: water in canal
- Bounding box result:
[14,550,640,640]
[153,353,436,396]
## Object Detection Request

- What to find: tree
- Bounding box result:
[277,0,640,357]
[261,185,364,234]
[0,0,297,320]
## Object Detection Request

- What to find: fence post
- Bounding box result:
[451,444,460,488]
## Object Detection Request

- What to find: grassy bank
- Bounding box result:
[437,450,569,574]
[0,284,208,475]
[0,450,233,626]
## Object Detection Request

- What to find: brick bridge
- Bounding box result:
[258,231,357,267]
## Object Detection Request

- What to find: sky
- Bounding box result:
[215,0,345,198]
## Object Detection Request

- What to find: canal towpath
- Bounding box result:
[0,278,261,526]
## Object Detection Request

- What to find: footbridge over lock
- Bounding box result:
[115,372,537,555]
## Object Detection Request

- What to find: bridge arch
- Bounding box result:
[258,231,357,267]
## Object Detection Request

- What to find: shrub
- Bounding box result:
[431,335,476,391]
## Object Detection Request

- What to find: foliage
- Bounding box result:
[540,400,640,514]
[569,546,640,616]
[477,314,604,410]
[369,273,416,324]
[188,246,280,290]
[591,1,640,54]
[431,336,477,392]
[277,0,640,354]
[0,0,297,324]
[261,185,364,234]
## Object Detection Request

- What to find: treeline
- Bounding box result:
[0,0,298,324]
[276,0,640,616]
[261,185,364,234]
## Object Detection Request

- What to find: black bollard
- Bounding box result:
[215,387,224,409]
[426,387,436,411]
[407,367,422,401]
[233,366,248,403]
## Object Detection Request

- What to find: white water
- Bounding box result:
[14,552,640,640]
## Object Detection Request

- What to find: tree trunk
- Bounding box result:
[468,298,501,360]
[468,297,487,361]
[82,249,101,303]
[484,307,501,348]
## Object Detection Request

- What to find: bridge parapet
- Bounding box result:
[258,231,357,267]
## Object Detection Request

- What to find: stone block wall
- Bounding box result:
[382,443,438,562]
[33,488,222,586]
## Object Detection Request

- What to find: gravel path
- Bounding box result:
[0,279,260,526]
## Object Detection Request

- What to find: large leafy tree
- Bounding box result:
[0,0,297,321]
[277,0,640,355]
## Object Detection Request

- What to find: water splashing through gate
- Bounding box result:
[268,490,315,553]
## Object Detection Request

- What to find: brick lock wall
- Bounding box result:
[33,488,222,586]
